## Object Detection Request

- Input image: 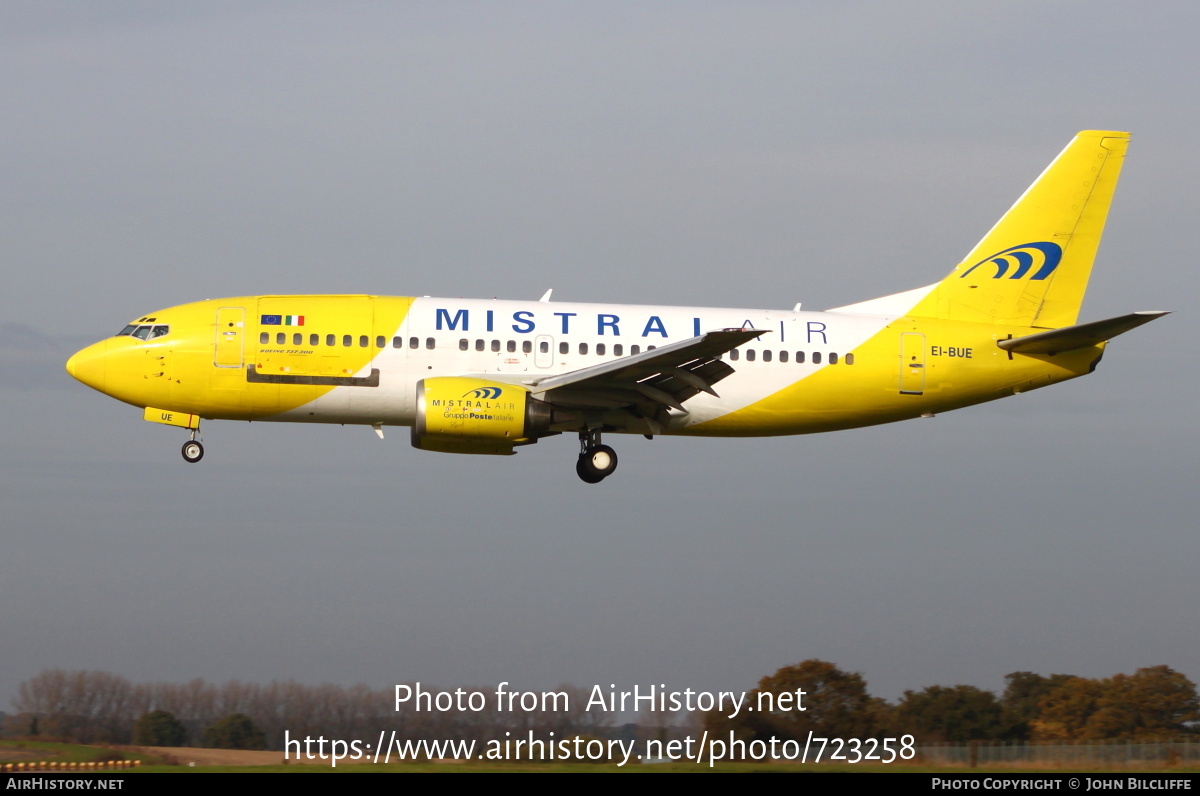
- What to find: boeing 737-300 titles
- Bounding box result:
[66,131,1167,483]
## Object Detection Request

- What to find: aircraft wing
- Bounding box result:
[523,328,767,412]
[998,311,1169,355]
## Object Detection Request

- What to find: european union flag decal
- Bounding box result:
[259,315,304,326]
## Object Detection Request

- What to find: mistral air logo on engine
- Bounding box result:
[959,242,1063,281]
[429,385,518,420]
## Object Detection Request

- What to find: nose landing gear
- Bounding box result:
[181,428,204,463]
[576,429,617,484]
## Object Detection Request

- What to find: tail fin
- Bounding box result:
[912,131,1129,328]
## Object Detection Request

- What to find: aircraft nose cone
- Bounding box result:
[66,341,108,392]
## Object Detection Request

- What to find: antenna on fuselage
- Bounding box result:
[539,289,553,302]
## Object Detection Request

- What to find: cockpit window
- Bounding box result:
[120,324,170,340]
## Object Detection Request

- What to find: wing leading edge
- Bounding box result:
[525,328,767,415]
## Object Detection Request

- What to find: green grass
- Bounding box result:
[0,739,171,767]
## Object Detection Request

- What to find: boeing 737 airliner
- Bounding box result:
[66,131,1166,483]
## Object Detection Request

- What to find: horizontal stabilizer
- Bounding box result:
[997,311,1169,355]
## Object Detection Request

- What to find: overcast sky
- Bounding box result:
[2,1,1196,718]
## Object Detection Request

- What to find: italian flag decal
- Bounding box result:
[260,315,306,326]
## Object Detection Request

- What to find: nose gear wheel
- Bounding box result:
[182,440,204,463]
[181,426,204,463]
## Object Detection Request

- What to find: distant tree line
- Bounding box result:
[5,670,613,750]
[6,663,1197,750]
[704,660,1199,747]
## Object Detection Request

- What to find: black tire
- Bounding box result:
[576,444,617,483]
[576,456,606,483]
[182,440,204,463]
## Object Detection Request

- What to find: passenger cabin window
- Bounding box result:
[359,335,368,348]
[746,349,756,362]
[729,349,739,361]
[796,351,806,363]
[540,341,549,353]
[845,353,855,365]
[596,343,606,356]
[293,333,302,345]
[276,332,286,345]
[475,339,485,351]
[459,339,469,351]
[507,340,516,353]
[259,332,269,344]
[410,337,419,349]
[631,345,640,355]
[393,336,403,348]
[614,344,623,356]
[327,334,336,346]
[492,340,501,352]
[579,343,588,355]
[559,342,568,354]
[522,341,532,354]
[780,351,789,363]
[829,352,839,364]
[762,350,772,362]
[426,338,435,349]
[342,335,352,347]
[812,352,822,364]
[376,336,386,348]
[310,334,320,346]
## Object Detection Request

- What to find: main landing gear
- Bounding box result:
[576,429,617,484]
[181,429,204,463]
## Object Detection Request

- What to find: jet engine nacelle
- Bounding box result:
[412,377,557,455]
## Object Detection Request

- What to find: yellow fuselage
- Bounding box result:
[66,294,1102,436]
